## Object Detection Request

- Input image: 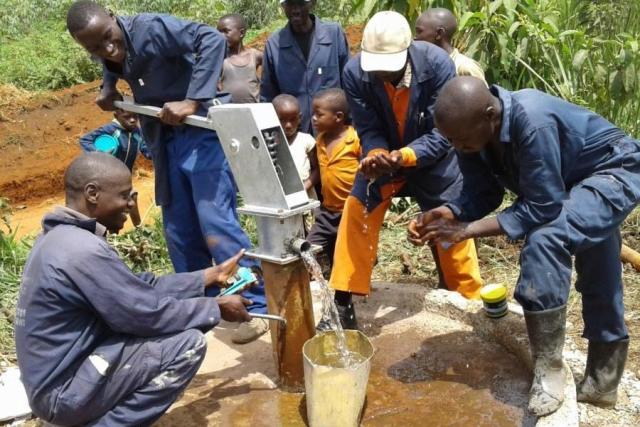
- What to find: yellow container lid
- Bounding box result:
[480,283,507,303]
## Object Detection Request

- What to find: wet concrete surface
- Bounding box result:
[156,284,536,426]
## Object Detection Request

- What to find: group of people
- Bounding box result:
[13,0,640,424]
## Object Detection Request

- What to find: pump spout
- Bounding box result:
[289,238,311,255]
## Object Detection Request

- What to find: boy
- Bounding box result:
[79,109,150,171]
[414,8,486,84]
[411,76,640,415]
[66,0,268,344]
[273,94,317,198]
[261,0,350,133]
[79,109,150,226]
[217,13,263,103]
[307,88,360,328]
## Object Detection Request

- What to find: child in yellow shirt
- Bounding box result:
[308,88,361,330]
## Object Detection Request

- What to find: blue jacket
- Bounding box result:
[448,85,634,240]
[79,121,150,171]
[343,41,462,211]
[101,14,227,205]
[261,15,350,133]
[14,207,220,416]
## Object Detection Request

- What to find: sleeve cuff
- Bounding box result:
[399,147,417,167]
[496,211,526,241]
[444,202,463,219]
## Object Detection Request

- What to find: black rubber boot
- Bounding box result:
[577,338,629,407]
[524,305,567,416]
[335,290,358,330]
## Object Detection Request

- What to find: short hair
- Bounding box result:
[419,8,458,41]
[218,13,247,30]
[272,94,300,112]
[64,153,130,199]
[313,88,350,118]
[66,0,109,35]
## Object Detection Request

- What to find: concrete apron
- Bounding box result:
[156,283,640,426]
[423,288,640,427]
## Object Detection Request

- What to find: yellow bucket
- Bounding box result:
[303,330,374,427]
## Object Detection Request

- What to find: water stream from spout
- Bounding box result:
[300,250,358,368]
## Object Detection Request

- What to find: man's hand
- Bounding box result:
[96,89,123,111]
[204,249,245,288]
[158,99,199,126]
[408,206,464,246]
[359,150,403,180]
[216,295,252,322]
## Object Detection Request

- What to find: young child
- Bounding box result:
[307,88,359,276]
[217,13,262,103]
[79,109,150,171]
[272,94,317,199]
[79,109,150,226]
[414,8,486,84]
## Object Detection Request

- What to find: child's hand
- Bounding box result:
[359,150,403,179]
[96,89,123,111]
[158,100,199,126]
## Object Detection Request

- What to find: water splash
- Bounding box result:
[300,250,357,368]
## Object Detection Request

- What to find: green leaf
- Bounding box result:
[489,0,503,16]
[609,70,624,98]
[508,22,521,37]
[572,50,589,71]
[624,63,636,92]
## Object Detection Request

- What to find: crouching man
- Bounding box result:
[15,153,252,425]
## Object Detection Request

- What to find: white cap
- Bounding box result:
[361,11,412,72]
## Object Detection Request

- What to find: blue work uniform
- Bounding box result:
[101,14,265,312]
[15,207,218,425]
[260,15,350,133]
[447,85,640,342]
[345,42,462,212]
[79,120,150,171]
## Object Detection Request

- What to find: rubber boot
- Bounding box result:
[524,305,567,416]
[577,338,629,407]
[335,290,358,330]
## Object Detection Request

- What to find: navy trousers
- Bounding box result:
[515,137,640,342]
[161,126,266,313]
[47,330,206,426]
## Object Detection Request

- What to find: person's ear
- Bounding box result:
[485,105,497,122]
[436,27,445,41]
[84,182,100,205]
[240,28,246,38]
[336,111,344,123]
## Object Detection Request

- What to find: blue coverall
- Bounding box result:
[79,120,150,171]
[260,15,350,134]
[447,85,640,342]
[15,207,217,425]
[101,15,265,312]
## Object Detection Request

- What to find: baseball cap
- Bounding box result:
[361,11,412,72]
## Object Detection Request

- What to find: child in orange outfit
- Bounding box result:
[307,88,361,330]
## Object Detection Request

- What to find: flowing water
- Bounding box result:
[300,250,358,368]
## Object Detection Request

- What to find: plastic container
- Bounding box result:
[480,283,508,318]
[94,134,119,155]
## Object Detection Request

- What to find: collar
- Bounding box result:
[490,84,512,144]
[395,64,412,89]
[53,206,108,237]
[280,15,329,47]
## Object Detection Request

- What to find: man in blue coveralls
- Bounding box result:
[409,76,640,415]
[15,153,253,425]
[66,0,268,343]
[261,0,350,134]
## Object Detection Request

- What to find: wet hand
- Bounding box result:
[204,249,245,287]
[96,89,123,111]
[359,151,403,180]
[216,295,252,322]
[407,206,458,246]
[158,99,199,126]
